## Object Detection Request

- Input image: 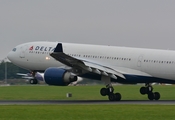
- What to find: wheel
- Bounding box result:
[114,93,121,101]
[108,93,116,101]
[100,88,108,96]
[140,87,147,95]
[154,92,160,100]
[148,92,154,100]
[29,79,38,84]
[34,79,38,84]
[29,79,34,84]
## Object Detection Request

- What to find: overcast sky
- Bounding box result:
[1,0,175,60]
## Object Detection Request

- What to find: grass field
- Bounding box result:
[0,105,174,120]
[0,85,175,120]
[0,85,174,100]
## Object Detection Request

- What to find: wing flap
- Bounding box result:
[82,61,125,79]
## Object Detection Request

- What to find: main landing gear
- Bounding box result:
[140,83,160,100]
[100,76,121,101]
[100,85,121,101]
[100,75,160,101]
[100,83,160,101]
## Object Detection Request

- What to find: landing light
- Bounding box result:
[45,57,50,60]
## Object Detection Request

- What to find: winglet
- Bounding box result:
[54,43,63,52]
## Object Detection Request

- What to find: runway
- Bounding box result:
[0,100,175,105]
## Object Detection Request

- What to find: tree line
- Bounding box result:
[0,62,29,80]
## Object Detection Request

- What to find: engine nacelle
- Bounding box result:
[44,67,77,86]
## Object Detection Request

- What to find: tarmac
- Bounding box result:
[0,100,175,105]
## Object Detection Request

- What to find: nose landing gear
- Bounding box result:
[29,71,38,84]
[29,79,38,84]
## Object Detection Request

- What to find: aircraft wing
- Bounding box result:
[50,43,151,80]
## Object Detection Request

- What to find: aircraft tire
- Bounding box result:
[30,79,38,84]
[100,88,108,96]
[29,79,34,84]
[114,93,121,101]
[140,87,147,95]
[154,92,160,100]
[148,92,154,100]
[108,93,116,101]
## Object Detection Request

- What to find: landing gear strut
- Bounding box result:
[100,85,121,101]
[140,83,160,100]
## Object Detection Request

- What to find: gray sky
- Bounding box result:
[1,0,175,60]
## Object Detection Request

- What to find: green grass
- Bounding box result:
[0,85,175,120]
[0,105,174,120]
[0,85,174,100]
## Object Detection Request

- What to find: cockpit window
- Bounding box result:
[12,48,16,52]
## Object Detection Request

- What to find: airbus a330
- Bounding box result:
[7,41,175,101]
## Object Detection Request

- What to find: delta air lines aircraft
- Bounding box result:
[7,41,175,101]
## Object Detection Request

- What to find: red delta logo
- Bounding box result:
[29,46,33,50]
[28,46,55,51]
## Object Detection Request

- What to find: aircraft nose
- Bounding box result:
[7,51,14,61]
[7,48,17,62]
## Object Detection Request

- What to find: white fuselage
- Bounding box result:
[7,41,175,82]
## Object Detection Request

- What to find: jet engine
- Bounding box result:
[44,67,77,86]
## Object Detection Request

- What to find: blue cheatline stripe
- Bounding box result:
[80,73,175,84]
[80,73,102,80]
[122,74,175,84]
[54,43,63,52]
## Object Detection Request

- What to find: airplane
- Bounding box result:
[7,41,175,101]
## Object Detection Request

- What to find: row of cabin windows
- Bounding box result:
[144,60,174,64]
[28,51,132,61]
[69,54,131,61]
